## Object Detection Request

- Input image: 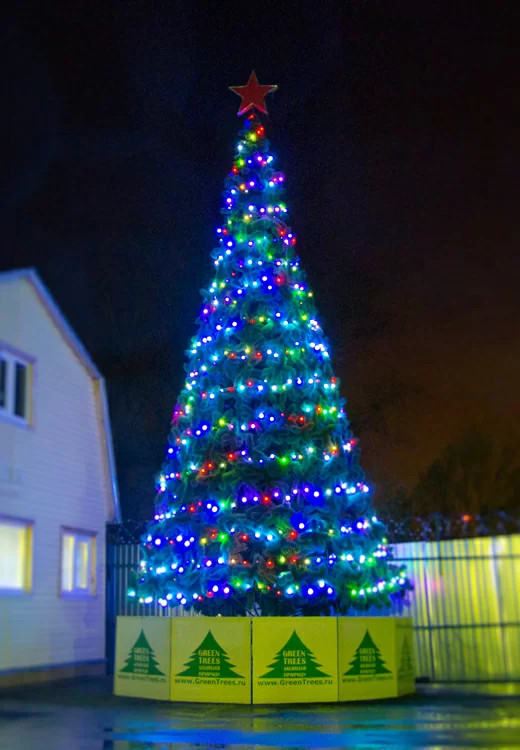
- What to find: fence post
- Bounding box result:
[105,543,116,675]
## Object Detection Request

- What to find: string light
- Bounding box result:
[133,110,409,615]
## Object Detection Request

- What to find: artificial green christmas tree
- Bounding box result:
[344,629,391,676]
[133,73,410,616]
[260,630,330,679]
[177,630,243,678]
[120,630,165,676]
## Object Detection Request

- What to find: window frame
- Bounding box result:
[60,527,97,598]
[0,344,34,426]
[0,515,34,595]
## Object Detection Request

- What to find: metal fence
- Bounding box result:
[106,534,520,681]
[392,534,520,682]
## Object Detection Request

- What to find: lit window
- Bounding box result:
[61,530,96,595]
[0,350,31,423]
[0,518,33,592]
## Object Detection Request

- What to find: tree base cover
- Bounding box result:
[114,614,415,704]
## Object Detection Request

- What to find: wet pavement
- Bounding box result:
[0,677,519,749]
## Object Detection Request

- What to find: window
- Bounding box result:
[0,349,31,423]
[61,530,96,595]
[0,517,33,592]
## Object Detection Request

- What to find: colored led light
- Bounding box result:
[135,108,399,617]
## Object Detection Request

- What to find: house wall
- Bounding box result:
[0,278,111,678]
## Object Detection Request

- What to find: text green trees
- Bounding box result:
[344,629,391,676]
[120,630,164,676]
[177,630,243,679]
[260,630,330,679]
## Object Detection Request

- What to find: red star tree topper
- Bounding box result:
[229,71,278,116]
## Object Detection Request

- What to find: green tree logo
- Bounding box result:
[344,629,391,676]
[399,635,414,675]
[120,629,165,676]
[260,630,330,679]
[177,630,243,679]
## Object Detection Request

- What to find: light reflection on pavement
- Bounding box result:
[0,679,519,749]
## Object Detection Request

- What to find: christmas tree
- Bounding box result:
[120,630,165,676]
[344,629,391,676]
[260,630,329,679]
[177,630,243,678]
[133,72,410,616]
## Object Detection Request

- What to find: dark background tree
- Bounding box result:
[409,428,520,517]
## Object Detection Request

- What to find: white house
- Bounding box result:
[0,268,120,686]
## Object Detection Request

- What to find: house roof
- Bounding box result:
[0,267,121,522]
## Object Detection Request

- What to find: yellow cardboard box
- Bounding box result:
[396,618,415,696]
[171,617,251,703]
[338,616,414,701]
[114,616,171,700]
[252,617,338,704]
[113,615,414,704]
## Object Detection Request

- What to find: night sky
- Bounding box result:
[2,2,519,519]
